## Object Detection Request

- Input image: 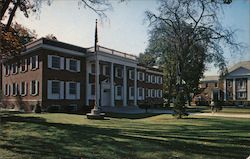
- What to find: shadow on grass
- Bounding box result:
[1,112,250,159]
[105,112,162,119]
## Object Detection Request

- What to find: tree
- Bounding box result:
[1,22,37,57]
[145,0,240,118]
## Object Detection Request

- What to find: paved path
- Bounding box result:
[192,112,250,118]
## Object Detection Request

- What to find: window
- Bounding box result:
[91,63,95,74]
[151,75,156,83]
[206,83,208,87]
[115,85,122,99]
[12,63,18,74]
[4,84,9,96]
[138,72,144,81]
[129,87,134,100]
[146,74,151,83]
[20,59,27,72]
[129,70,135,80]
[30,80,39,95]
[12,83,18,96]
[69,60,77,71]
[52,81,60,94]
[158,76,163,84]
[30,55,38,70]
[4,64,10,76]
[52,56,60,69]
[157,90,163,98]
[91,84,95,95]
[20,81,27,96]
[138,87,144,100]
[151,89,155,97]
[146,89,151,97]
[115,67,122,78]
[69,82,77,95]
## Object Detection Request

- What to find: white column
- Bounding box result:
[233,78,236,100]
[134,67,137,106]
[86,61,89,105]
[224,79,227,101]
[95,58,100,108]
[110,63,115,107]
[123,65,127,106]
[248,77,250,100]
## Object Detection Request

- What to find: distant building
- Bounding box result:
[223,61,250,106]
[1,38,164,112]
[195,61,250,106]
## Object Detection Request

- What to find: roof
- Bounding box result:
[228,61,250,73]
[200,76,219,82]
[25,38,87,54]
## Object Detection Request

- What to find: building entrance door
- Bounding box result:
[102,89,111,106]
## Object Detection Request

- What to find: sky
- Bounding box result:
[11,0,250,76]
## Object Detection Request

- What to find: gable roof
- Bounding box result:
[228,61,250,73]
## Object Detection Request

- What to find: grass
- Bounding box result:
[187,106,250,114]
[0,111,250,159]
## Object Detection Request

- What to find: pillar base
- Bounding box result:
[86,107,105,120]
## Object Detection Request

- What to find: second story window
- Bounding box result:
[138,72,144,81]
[129,70,135,80]
[66,59,80,72]
[115,67,122,78]
[12,63,18,74]
[91,63,95,74]
[52,56,60,69]
[20,59,27,72]
[30,55,38,70]
[146,74,151,83]
[4,64,10,76]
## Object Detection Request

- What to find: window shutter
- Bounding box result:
[25,82,27,95]
[25,59,28,71]
[60,81,64,99]
[35,81,39,95]
[76,82,80,99]
[7,84,10,96]
[35,56,39,69]
[77,60,80,72]
[60,57,64,70]
[4,84,6,96]
[48,80,52,99]
[48,55,52,68]
[66,59,70,71]
[142,88,145,100]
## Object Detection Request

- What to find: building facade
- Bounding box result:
[1,38,163,112]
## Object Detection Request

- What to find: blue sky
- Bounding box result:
[13,0,250,75]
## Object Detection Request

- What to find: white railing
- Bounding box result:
[88,46,137,61]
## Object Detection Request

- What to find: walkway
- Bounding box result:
[192,112,250,118]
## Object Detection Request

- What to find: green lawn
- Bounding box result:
[0,111,250,159]
[188,106,250,114]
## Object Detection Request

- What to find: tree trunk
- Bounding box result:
[1,0,11,20]
[5,0,19,31]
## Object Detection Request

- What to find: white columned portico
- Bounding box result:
[110,63,115,107]
[224,79,227,101]
[233,78,236,100]
[95,57,100,108]
[123,65,127,106]
[248,77,250,100]
[134,67,137,106]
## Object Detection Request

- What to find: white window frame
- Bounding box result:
[12,63,18,74]
[30,80,39,96]
[20,59,28,73]
[66,81,80,100]
[48,80,64,99]
[129,87,134,100]
[151,89,155,98]
[151,75,156,83]
[48,55,64,70]
[159,77,163,84]
[138,72,145,81]
[102,65,109,76]
[66,58,80,72]
[4,84,10,96]
[146,74,151,83]
[4,64,10,76]
[115,85,122,100]
[30,55,39,70]
[129,70,135,80]
[20,81,27,96]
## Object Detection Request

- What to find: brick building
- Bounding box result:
[1,38,163,112]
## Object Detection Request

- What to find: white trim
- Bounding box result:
[20,59,28,73]
[30,80,39,96]
[129,70,134,80]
